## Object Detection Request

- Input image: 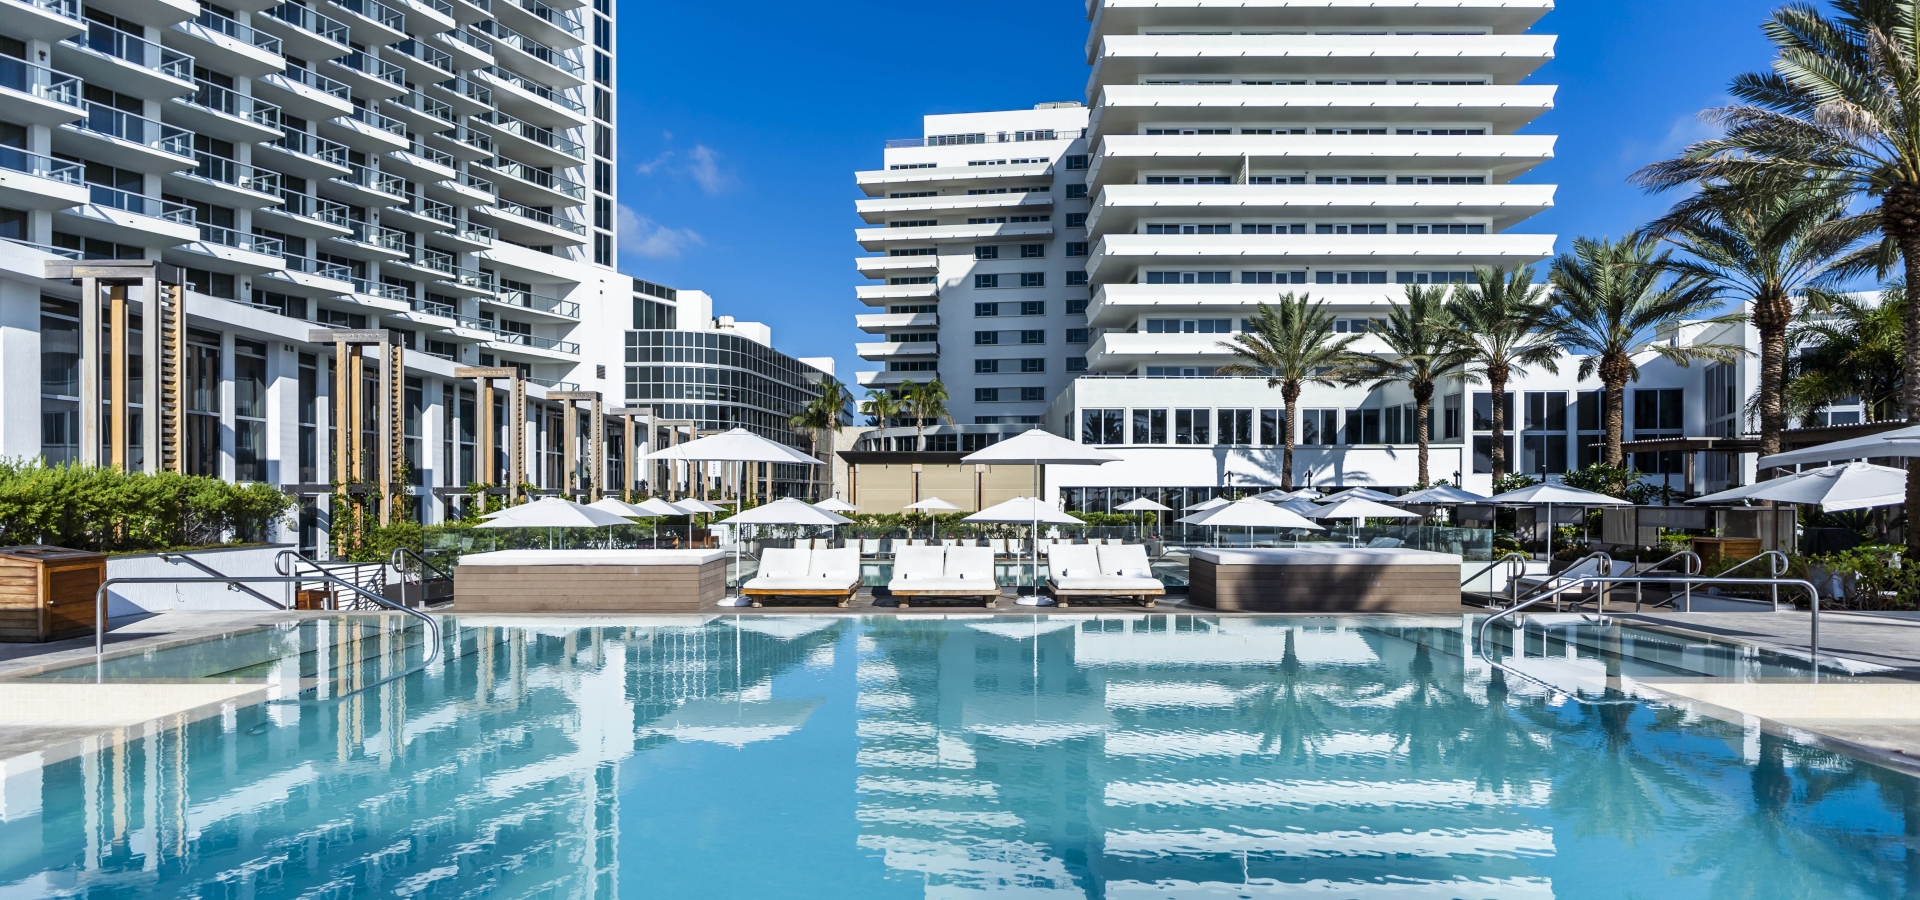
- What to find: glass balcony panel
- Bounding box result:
[0,54,82,108]
[89,184,194,224]
[0,147,82,182]
[77,102,192,157]
[265,3,349,46]
[194,10,282,55]
[495,200,584,234]
[69,21,192,80]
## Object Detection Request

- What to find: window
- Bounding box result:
[1331,318,1374,333]
[1243,271,1308,285]
[1065,155,1088,170]
[1132,408,1167,444]
[889,276,936,285]
[1066,357,1088,372]
[1066,328,1090,343]
[889,247,937,256]
[886,333,936,343]
[1633,388,1685,474]
[1315,271,1388,284]
[1345,408,1381,444]
[1217,408,1253,444]
[1471,391,1515,432]
[890,219,937,228]
[1020,272,1045,287]
[1065,184,1087,199]
[1248,175,1307,183]
[1396,128,1485,136]
[40,298,79,465]
[1473,435,1516,475]
[1066,298,1088,315]
[1398,175,1487,185]
[975,245,999,260]
[1260,408,1285,445]
[1575,390,1604,469]
[974,331,999,345]
[1146,271,1231,285]
[975,302,999,317]
[1174,409,1211,444]
[1019,301,1045,315]
[1520,391,1569,476]
[233,339,268,482]
[1301,409,1338,445]
[1315,223,1388,235]
[1082,408,1124,444]
[976,359,1000,373]
[298,353,317,483]
[889,304,937,314]
[1145,319,1231,334]
[1020,358,1045,372]
[976,388,999,402]
[1147,223,1233,235]
[1065,241,1087,257]
[1020,330,1046,344]
[1065,213,1087,228]
[1020,244,1045,258]
[185,330,221,477]
[889,360,938,372]
[1396,271,1474,284]
[1066,271,1088,286]
[1442,393,1463,442]
[1242,223,1306,235]
[1316,175,1387,184]
[975,274,1000,288]
[1146,366,1214,377]
[1397,223,1486,235]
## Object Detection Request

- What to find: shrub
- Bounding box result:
[0,460,294,552]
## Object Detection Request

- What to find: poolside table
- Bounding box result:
[454,550,728,612]
[1189,547,1464,612]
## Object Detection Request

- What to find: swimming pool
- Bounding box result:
[0,614,1913,898]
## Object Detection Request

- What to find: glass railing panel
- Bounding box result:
[333,0,403,30]
[413,296,454,317]
[443,27,490,54]
[192,10,283,55]
[24,0,82,22]
[0,54,83,108]
[197,224,282,256]
[389,38,452,72]
[475,110,582,158]
[352,278,409,301]
[508,0,581,39]
[280,253,349,280]
[276,64,351,99]
[402,141,454,168]
[271,127,350,165]
[480,65,585,113]
[348,104,406,135]
[461,171,494,195]
[0,147,82,183]
[265,3,349,47]
[76,102,193,157]
[495,200,584,234]
[192,151,280,194]
[338,51,405,86]
[495,287,577,317]
[487,160,583,199]
[68,22,194,80]
[90,185,195,224]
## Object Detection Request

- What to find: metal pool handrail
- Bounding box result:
[1474,572,1824,703]
[92,569,439,660]
[389,547,454,608]
[157,550,286,608]
[1623,550,1701,612]
[1461,551,1529,606]
[1712,550,1791,611]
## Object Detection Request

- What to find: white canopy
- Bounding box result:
[903,497,962,512]
[631,497,687,517]
[963,497,1084,525]
[673,499,730,514]
[717,497,853,526]
[1184,498,1323,530]
[473,497,633,528]
[1185,496,1232,512]
[1281,488,1324,500]
[1394,484,1491,505]
[1308,497,1420,520]
[1114,497,1171,512]
[648,427,820,465]
[587,498,666,518]
[1248,489,1293,502]
[1686,481,1777,506]
[1318,487,1397,503]
[1276,498,1324,515]
[1755,425,1920,469]
[960,429,1120,466]
[1486,483,1630,506]
[813,498,858,512]
[1741,462,1907,512]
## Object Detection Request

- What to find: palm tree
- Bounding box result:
[1628,0,1920,546]
[860,387,903,449]
[1641,179,1869,460]
[790,374,854,501]
[1356,284,1471,485]
[1788,287,1907,423]
[1444,265,1560,485]
[1545,235,1745,466]
[902,378,951,451]
[1214,295,1371,489]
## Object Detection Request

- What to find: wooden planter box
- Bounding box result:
[0,545,108,642]
[1691,537,1762,567]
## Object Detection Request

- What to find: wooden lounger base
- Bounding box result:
[892,591,999,610]
[1045,588,1164,609]
[743,587,858,609]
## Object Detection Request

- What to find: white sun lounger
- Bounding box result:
[887,545,999,609]
[744,547,863,607]
[1046,543,1165,607]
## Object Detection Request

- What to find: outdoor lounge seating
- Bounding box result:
[886,545,1000,609]
[743,547,862,608]
[1046,543,1165,608]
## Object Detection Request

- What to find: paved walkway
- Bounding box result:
[1615,610,1920,673]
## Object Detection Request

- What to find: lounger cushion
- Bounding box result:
[891,578,990,593]
[744,576,844,592]
[1051,576,1164,592]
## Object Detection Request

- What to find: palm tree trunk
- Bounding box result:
[1488,366,1509,484]
[1604,379,1626,468]
[1281,383,1301,490]
[1413,382,1433,486]
[1752,290,1791,467]
[1893,189,1920,553]
[805,431,817,501]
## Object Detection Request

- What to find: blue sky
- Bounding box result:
[614,0,1789,383]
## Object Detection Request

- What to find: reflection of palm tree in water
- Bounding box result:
[1455,669,1550,795]
[1391,642,1463,771]
[1673,733,1906,897]
[1243,630,1334,760]
[1549,700,1712,848]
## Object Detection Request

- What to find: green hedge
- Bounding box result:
[0,460,294,552]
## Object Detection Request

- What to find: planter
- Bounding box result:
[0,545,108,642]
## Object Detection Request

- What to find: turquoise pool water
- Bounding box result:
[1,614,1915,898]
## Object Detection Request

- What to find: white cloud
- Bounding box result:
[617,205,703,259]
[634,151,673,175]
[684,145,733,195]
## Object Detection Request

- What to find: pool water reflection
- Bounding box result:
[0,614,1915,899]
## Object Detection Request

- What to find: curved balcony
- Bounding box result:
[475,200,586,245]
[59,184,199,246]
[0,53,84,128]
[481,326,579,358]
[854,255,938,279]
[168,9,282,77]
[350,277,411,308]
[381,89,456,133]
[258,125,350,180]
[472,109,583,166]
[495,0,581,50]
[319,102,409,153]
[855,160,1053,195]
[480,158,584,207]
[322,159,408,208]
[0,147,88,212]
[0,0,85,44]
[381,192,454,231]
[485,286,577,320]
[164,150,283,205]
[384,37,452,81]
[431,24,492,69]
[1089,33,1556,84]
[418,250,494,297]
[262,251,354,296]
[382,140,456,183]
[1083,232,1557,283]
[324,0,405,46]
[172,223,287,273]
[474,63,586,129]
[170,79,281,143]
[329,219,410,259]
[257,2,349,62]
[57,19,194,97]
[1086,183,1557,235]
[1086,133,1557,187]
[855,220,1053,251]
[258,188,351,238]
[328,49,406,100]
[426,218,492,253]
[1090,84,1556,134]
[473,18,582,89]
[855,341,938,361]
[56,102,195,173]
[854,281,939,306]
[255,63,353,121]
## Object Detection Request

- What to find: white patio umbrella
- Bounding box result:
[1485,483,1629,556]
[586,498,664,548]
[1280,488,1324,500]
[814,497,858,513]
[473,497,632,548]
[963,429,1119,593]
[1248,489,1293,502]
[1755,424,1920,470]
[903,496,962,541]
[629,496,685,547]
[963,497,1084,601]
[715,498,855,595]
[1185,496,1232,512]
[1394,484,1491,505]
[1185,498,1323,546]
[1742,462,1907,512]
[1115,497,1171,540]
[1318,487,1398,503]
[647,427,820,509]
[1308,496,1418,545]
[1686,481,1778,506]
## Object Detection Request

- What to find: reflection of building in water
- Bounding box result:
[854,615,1556,898]
[0,617,843,898]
